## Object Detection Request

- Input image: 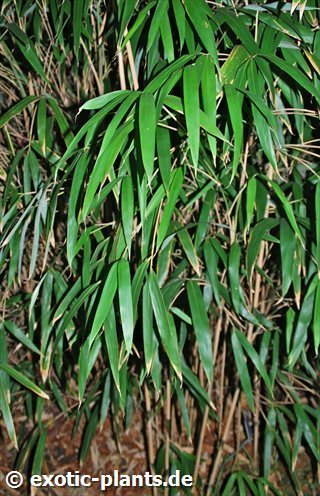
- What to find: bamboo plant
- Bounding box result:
[0,0,320,494]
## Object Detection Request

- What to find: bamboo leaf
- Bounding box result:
[139,93,156,184]
[118,259,134,354]
[187,281,213,382]
[231,330,254,412]
[0,364,49,400]
[89,263,118,347]
[183,65,200,168]
[148,271,182,380]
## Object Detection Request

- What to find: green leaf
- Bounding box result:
[225,83,244,179]
[187,281,213,382]
[148,271,182,380]
[82,121,133,219]
[0,364,49,400]
[269,180,304,245]
[32,428,47,475]
[118,259,134,354]
[104,305,120,393]
[231,330,254,412]
[156,126,171,191]
[184,0,218,64]
[0,96,40,128]
[313,280,320,354]
[139,93,156,183]
[246,219,278,279]
[143,282,156,374]
[147,0,169,51]
[183,65,200,168]
[0,379,17,449]
[176,223,200,275]
[280,219,296,297]
[121,175,134,255]
[316,183,320,271]
[157,167,184,249]
[3,321,40,355]
[228,241,242,313]
[89,263,118,347]
[235,329,273,396]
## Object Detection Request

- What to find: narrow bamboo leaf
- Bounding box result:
[156,126,171,191]
[3,321,40,355]
[148,271,182,380]
[221,45,250,85]
[225,85,243,178]
[139,93,156,183]
[32,428,47,475]
[175,384,191,439]
[176,223,200,275]
[246,219,279,279]
[118,259,134,354]
[201,55,217,157]
[157,167,184,249]
[251,102,277,169]
[0,364,49,399]
[172,0,185,49]
[147,0,169,51]
[246,177,256,229]
[160,11,175,62]
[231,330,254,412]
[181,358,215,410]
[204,239,221,308]
[0,96,40,127]
[289,288,315,369]
[183,65,200,168]
[100,371,111,427]
[269,180,304,245]
[78,338,101,402]
[121,176,134,255]
[132,260,148,323]
[0,327,9,397]
[157,239,174,288]
[37,99,46,155]
[195,189,215,250]
[89,263,118,347]
[79,405,99,464]
[104,306,120,393]
[235,329,273,395]
[187,281,213,382]
[73,0,84,58]
[294,404,320,463]
[261,53,320,102]
[143,282,156,374]
[228,241,241,313]
[79,90,131,111]
[145,54,195,94]
[264,407,276,479]
[313,280,320,354]
[82,121,133,219]
[184,0,218,64]
[0,380,17,449]
[280,219,296,297]
[47,96,74,146]
[67,152,89,267]
[214,10,259,55]
[316,183,320,270]
[121,1,157,49]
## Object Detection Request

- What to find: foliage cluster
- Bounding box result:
[0,0,320,494]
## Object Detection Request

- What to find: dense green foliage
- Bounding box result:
[1,0,320,493]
